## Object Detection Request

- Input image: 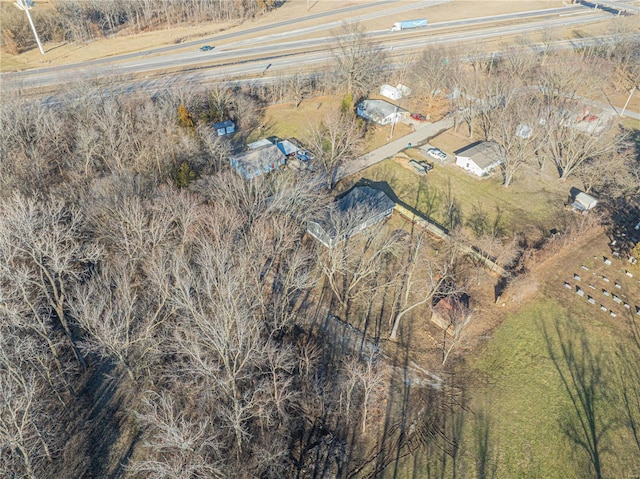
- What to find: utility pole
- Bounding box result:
[620,86,637,118]
[14,0,45,56]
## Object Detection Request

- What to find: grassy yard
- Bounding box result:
[254,96,414,151]
[342,152,576,239]
[466,295,639,478]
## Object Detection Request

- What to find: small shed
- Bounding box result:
[307,186,395,248]
[431,294,470,333]
[379,84,412,101]
[230,144,286,180]
[569,187,598,212]
[455,141,504,177]
[212,120,235,136]
[356,99,408,125]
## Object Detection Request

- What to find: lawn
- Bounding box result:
[342,152,575,239]
[466,294,639,478]
[254,96,414,151]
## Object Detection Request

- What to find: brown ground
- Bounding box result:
[2,0,567,71]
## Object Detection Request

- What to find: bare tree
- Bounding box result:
[411,43,459,113]
[0,193,102,373]
[316,206,402,317]
[0,331,59,479]
[130,391,224,479]
[389,233,460,340]
[486,93,539,187]
[331,22,387,97]
[342,352,385,434]
[441,304,473,366]
[305,108,364,189]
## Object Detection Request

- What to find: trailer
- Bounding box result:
[390,19,428,31]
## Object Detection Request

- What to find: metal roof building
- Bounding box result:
[356,99,408,125]
[307,186,395,248]
[230,144,286,180]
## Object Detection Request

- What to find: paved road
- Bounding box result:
[2,2,614,91]
[337,116,455,181]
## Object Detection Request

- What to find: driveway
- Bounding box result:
[337,116,455,181]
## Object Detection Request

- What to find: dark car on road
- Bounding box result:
[199,45,214,52]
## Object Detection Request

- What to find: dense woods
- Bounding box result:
[1,11,640,478]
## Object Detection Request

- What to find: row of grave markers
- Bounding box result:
[564,280,640,318]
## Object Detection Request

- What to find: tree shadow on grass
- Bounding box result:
[540,317,614,479]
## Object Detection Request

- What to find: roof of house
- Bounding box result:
[231,144,285,170]
[276,140,299,156]
[337,185,395,214]
[311,186,395,239]
[455,141,503,169]
[357,99,408,121]
[247,138,274,150]
[213,120,234,129]
[570,188,599,210]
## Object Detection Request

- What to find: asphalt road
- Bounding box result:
[1,1,621,92]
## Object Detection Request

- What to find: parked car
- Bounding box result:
[296,150,314,162]
[426,147,447,162]
[199,45,214,51]
[419,161,434,171]
[410,113,427,122]
[409,160,427,174]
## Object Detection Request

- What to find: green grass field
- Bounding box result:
[466,296,639,479]
[346,157,575,239]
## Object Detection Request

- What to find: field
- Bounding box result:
[465,226,640,478]
[340,144,576,239]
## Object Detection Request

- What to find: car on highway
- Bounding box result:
[426,147,447,162]
[199,45,214,52]
[410,113,427,122]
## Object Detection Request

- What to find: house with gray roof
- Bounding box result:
[230,144,286,180]
[356,99,408,126]
[455,141,504,177]
[307,185,395,248]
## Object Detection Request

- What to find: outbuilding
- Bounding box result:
[569,187,598,212]
[307,185,395,248]
[356,99,408,126]
[230,144,286,180]
[212,120,235,136]
[454,141,504,177]
[379,84,412,101]
[276,140,299,157]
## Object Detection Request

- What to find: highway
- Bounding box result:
[3,0,634,94]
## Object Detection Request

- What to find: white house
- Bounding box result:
[455,141,504,177]
[356,99,408,126]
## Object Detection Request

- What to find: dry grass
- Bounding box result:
[2,0,570,72]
